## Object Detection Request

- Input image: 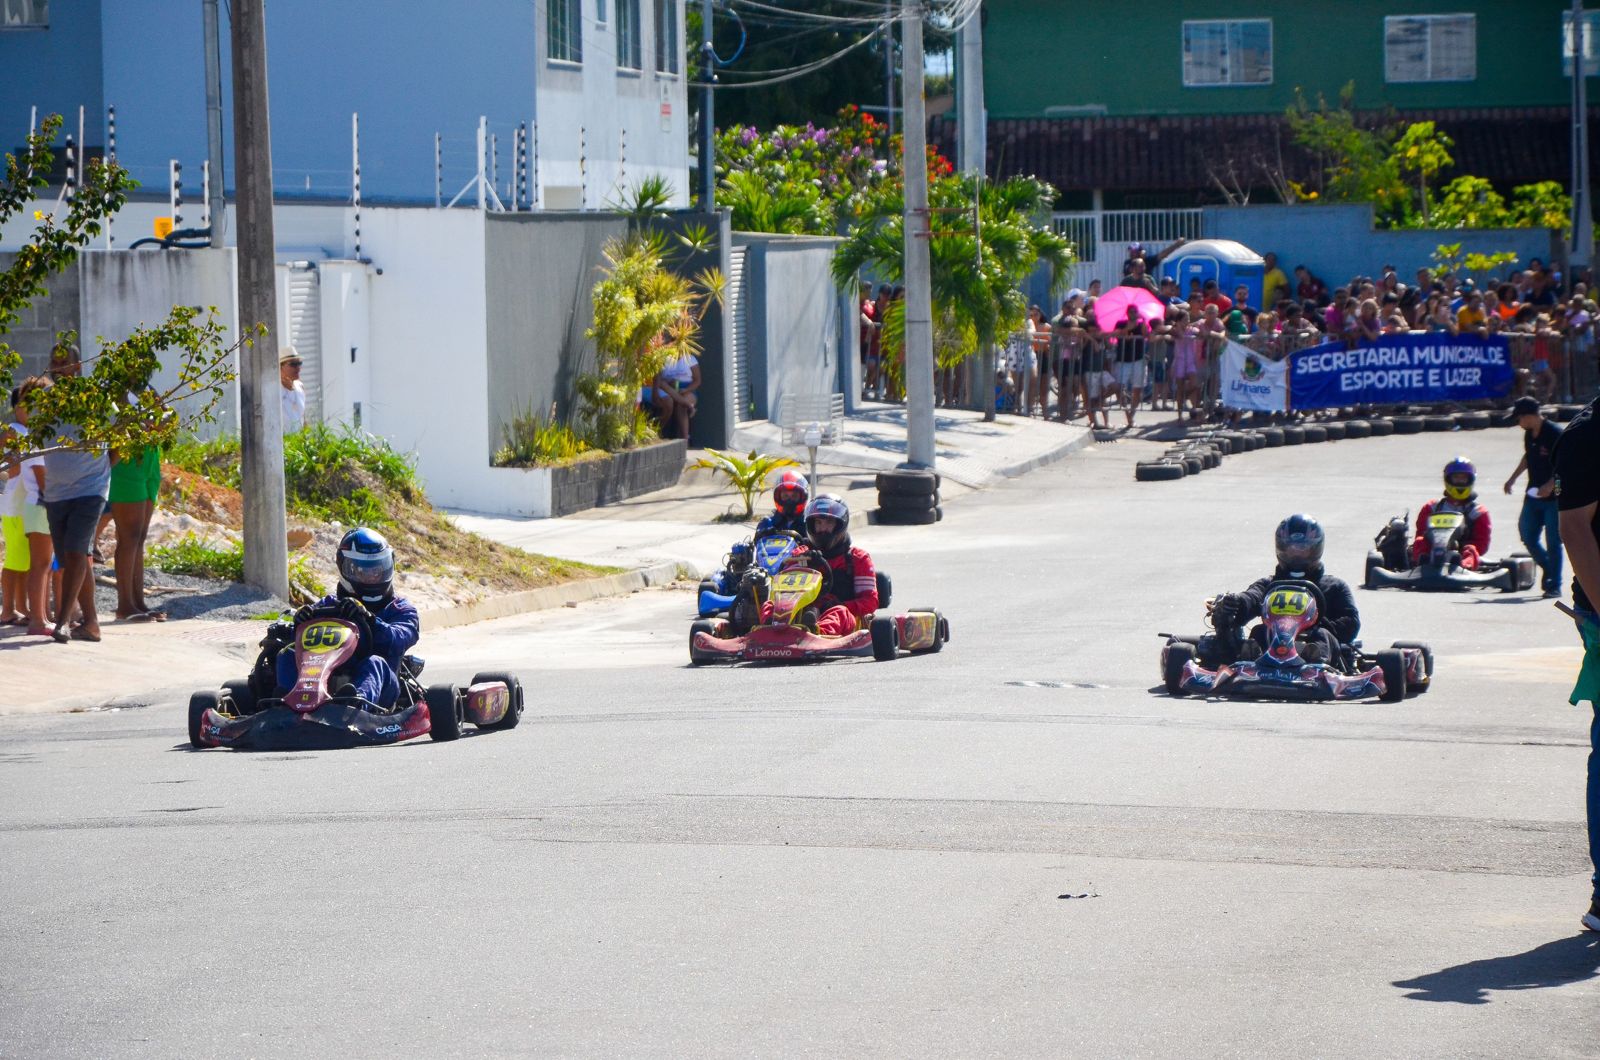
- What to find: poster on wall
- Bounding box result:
[1219,340,1289,412]
[1288,335,1513,411]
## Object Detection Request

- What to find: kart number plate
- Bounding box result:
[299,621,352,654]
[1428,512,1463,529]
[772,570,821,594]
[1265,590,1311,617]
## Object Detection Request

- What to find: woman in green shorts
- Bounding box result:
[108,444,164,621]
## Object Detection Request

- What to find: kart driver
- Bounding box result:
[754,469,809,538]
[275,527,420,707]
[777,493,879,637]
[1210,514,1361,665]
[1412,456,1492,569]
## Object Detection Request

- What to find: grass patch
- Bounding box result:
[148,534,245,582]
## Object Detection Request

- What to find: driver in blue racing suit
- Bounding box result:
[754,469,809,538]
[275,527,420,708]
[1207,514,1361,666]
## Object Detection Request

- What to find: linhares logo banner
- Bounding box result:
[1220,340,1289,412]
[1288,334,1513,411]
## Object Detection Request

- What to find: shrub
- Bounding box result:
[691,449,798,518]
[148,534,245,581]
[493,404,591,467]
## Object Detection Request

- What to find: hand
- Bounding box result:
[293,604,316,625]
[336,597,368,624]
[1503,478,1514,495]
[1460,545,1481,571]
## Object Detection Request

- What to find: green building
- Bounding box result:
[933,1,1598,209]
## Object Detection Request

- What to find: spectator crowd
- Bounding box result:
[859,240,1600,430]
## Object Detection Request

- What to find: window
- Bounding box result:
[548,0,582,63]
[1181,20,1272,87]
[654,0,679,74]
[1563,10,1600,77]
[597,0,607,23]
[1,0,48,27]
[617,0,642,70]
[1385,15,1475,83]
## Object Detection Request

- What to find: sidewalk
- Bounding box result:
[450,404,1092,574]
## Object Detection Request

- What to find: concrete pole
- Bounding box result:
[956,13,991,418]
[230,0,289,600]
[901,2,935,470]
[699,0,715,211]
[883,4,895,142]
[202,0,226,247]
[1573,0,1595,272]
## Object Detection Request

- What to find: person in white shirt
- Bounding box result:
[5,379,57,636]
[280,347,306,434]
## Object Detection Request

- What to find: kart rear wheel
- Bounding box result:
[689,619,718,666]
[1389,640,1434,692]
[471,671,524,730]
[222,678,255,716]
[875,571,893,609]
[188,690,221,749]
[913,611,944,654]
[939,616,950,644]
[1163,642,1194,697]
[1364,551,1385,590]
[1375,650,1407,703]
[425,684,462,741]
[1509,553,1536,591]
[870,616,899,662]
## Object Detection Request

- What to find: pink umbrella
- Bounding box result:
[1092,285,1166,332]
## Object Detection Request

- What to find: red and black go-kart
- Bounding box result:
[188,604,524,750]
[688,559,948,665]
[1365,510,1535,592]
[1159,579,1432,702]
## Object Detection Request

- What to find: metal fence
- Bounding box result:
[1050,209,1206,293]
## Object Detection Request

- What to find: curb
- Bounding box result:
[419,560,698,631]
[993,426,1095,480]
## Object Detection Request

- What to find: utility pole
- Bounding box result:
[231,0,289,600]
[901,1,934,469]
[956,10,990,418]
[202,0,226,247]
[699,0,715,211]
[883,4,896,142]
[1572,0,1595,275]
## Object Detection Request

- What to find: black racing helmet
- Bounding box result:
[804,493,850,555]
[337,527,395,605]
[1274,513,1325,576]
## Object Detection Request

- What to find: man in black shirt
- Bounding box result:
[1504,395,1565,597]
[1552,394,1600,931]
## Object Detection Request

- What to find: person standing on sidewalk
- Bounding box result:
[1552,394,1600,930]
[41,416,111,644]
[279,347,307,435]
[1504,396,1564,597]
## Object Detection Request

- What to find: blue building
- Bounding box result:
[0,0,689,206]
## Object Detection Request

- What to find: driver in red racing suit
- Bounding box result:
[766,493,878,637]
[1412,456,1492,569]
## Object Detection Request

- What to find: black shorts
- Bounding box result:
[46,494,105,557]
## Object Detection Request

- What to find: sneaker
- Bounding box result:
[1584,899,1600,933]
[799,607,819,634]
[333,680,359,700]
[1543,588,1561,599]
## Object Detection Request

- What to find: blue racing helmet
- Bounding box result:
[337,527,395,604]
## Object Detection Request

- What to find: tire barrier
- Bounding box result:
[875,470,941,526]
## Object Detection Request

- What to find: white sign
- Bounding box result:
[1564,10,1600,77]
[1220,339,1288,412]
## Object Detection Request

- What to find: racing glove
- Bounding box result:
[293,604,316,625]
[1213,594,1244,627]
[1460,545,1481,571]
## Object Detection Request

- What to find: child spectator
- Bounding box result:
[9,379,56,636]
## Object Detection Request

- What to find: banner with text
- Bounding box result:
[1220,340,1289,412]
[1288,334,1513,411]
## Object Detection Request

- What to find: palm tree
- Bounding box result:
[833,173,1074,419]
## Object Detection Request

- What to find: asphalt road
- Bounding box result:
[3,426,1597,1058]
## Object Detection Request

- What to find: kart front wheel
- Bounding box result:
[188,690,221,748]
[1375,650,1407,703]
[689,619,717,666]
[471,671,524,730]
[222,678,255,716]
[1364,551,1384,590]
[1163,642,1194,697]
[425,684,462,741]
[870,616,899,662]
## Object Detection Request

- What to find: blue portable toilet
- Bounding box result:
[1162,239,1266,308]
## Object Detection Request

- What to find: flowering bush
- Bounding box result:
[716,105,956,234]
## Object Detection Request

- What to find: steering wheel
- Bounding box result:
[310,599,374,648]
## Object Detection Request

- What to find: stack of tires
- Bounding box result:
[875,469,941,525]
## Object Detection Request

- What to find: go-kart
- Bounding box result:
[697,530,803,618]
[1158,579,1432,702]
[689,558,948,665]
[188,602,524,750]
[1364,510,1535,592]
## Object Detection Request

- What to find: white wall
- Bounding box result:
[316,261,373,431]
[535,0,690,208]
[356,206,505,510]
[77,248,241,438]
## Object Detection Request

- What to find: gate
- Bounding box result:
[1051,209,1205,292]
[726,246,757,423]
[283,265,323,426]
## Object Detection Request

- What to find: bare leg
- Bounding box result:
[111,500,142,618]
[25,532,51,633]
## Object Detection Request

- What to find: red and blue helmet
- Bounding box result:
[1443,456,1476,501]
[772,469,810,519]
[337,527,395,604]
